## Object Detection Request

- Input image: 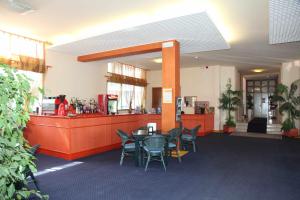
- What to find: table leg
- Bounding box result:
[135,140,140,167]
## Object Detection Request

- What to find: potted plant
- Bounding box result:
[246,94,253,120]
[219,79,242,133]
[272,80,300,137]
[0,64,47,199]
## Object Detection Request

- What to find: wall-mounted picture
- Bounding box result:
[184,96,197,107]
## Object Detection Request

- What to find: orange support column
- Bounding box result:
[161,40,180,133]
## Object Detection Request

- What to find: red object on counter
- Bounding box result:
[68,104,76,114]
[54,96,68,115]
[58,103,67,116]
[98,94,118,115]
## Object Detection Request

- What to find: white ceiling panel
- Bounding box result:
[269,0,300,44]
[50,12,230,57]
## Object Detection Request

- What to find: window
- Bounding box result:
[0,67,43,111]
[0,30,46,73]
[107,62,146,79]
[107,62,146,110]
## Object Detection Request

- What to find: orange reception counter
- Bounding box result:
[24,113,214,160]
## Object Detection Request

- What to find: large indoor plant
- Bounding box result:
[273,80,300,137]
[219,79,242,133]
[0,64,47,199]
[246,94,253,120]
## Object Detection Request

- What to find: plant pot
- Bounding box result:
[283,128,299,137]
[223,125,236,134]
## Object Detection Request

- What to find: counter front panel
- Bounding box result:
[24,113,214,160]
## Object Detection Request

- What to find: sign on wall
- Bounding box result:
[163,88,172,103]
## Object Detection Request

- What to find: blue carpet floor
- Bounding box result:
[30,134,300,200]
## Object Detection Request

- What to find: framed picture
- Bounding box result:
[184,96,197,107]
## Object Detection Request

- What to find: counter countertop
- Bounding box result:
[30,113,213,119]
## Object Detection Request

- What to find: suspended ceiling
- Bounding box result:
[0,0,300,72]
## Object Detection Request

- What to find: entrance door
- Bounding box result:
[254,93,262,117]
[254,93,268,117]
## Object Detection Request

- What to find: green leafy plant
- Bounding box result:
[219,79,242,127]
[272,80,300,132]
[0,64,47,199]
[246,94,253,109]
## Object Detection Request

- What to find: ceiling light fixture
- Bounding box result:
[253,69,264,73]
[153,58,162,63]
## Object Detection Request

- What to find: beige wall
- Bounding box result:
[44,50,107,100]
[44,50,239,130]
[146,65,238,130]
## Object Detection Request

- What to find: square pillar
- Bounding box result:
[161,41,180,132]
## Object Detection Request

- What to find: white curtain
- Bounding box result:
[107,62,146,110]
[134,86,145,108]
[135,67,146,79]
[0,30,44,60]
[122,63,135,77]
[121,84,134,109]
[108,62,122,75]
[108,62,146,79]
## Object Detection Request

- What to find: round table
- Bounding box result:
[132,130,168,167]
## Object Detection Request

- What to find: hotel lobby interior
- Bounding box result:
[0,0,300,200]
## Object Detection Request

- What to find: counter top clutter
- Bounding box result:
[24,113,214,160]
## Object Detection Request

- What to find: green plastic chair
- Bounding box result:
[181,125,201,152]
[143,135,167,172]
[117,129,136,165]
[167,128,182,163]
[25,144,40,190]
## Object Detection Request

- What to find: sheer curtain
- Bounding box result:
[134,86,145,108]
[121,84,134,109]
[0,30,45,73]
[135,67,146,79]
[108,62,122,74]
[107,62,146,110]
[122,63,135,77]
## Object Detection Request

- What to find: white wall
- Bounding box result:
[146,65,238,130]
[44,50,107,100]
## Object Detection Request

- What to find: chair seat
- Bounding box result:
[168,142,176,148]
[181,134,194,141]
[143,146,164,153]
[124,143,135,149]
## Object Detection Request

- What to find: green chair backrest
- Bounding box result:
[144,135,166,150]
[28,144,40,156]
[167,128,181,143]
[191,125,201,138]
[117,129,130,146]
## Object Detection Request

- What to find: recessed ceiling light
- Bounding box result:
[194,56,199,59]
[153,58,162,63]
[253,69,264,73]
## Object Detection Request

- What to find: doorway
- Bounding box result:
[152,87,162,109]
[246,79,277,118]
